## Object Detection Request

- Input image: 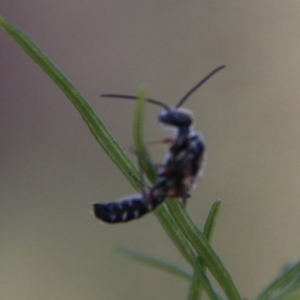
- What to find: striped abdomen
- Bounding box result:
[93,186,167,223]
[93,196,149,223]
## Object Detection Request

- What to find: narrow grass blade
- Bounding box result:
[115,247,192,281]
[167,199,241,300]
[191,260,220,300]
[276,290,300,300]
[269,280,300,300]
[115,247,219,300]
[189,273,226,300]
[203,199,222,242]
[188,199,222,300]
[257,261,300,300]
[133,89,157,182]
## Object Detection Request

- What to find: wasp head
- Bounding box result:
[102,66,225,131]
[158,109,192,129]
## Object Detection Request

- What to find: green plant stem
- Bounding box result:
[273,290,300,300]
[257,262,300,300]
[203,200,222,241]
[156,206,221,300]
[167,200,241,300]
[133,90,157,182]
[188,200,222,300]
[115,247,192,281]
[270,280,300,300]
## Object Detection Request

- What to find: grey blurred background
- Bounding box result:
[1,1,300,299]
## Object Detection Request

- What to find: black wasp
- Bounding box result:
[93,65,225,223]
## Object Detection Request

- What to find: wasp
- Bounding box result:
[93,65,225,223]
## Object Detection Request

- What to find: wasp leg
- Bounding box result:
[145,138,174,146]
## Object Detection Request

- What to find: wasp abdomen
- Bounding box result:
[93,196,150,223]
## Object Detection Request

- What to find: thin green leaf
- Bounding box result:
[270,281,300,300]
[269,278,300,300]
[133,89,157,182]
[115,247,192,281]
[203,199,222,243]
[116,247,218,300]
[189,272,226,300]
[154,204,220,300]
[188,199,222,300]
[167,199,241,300]
[191,260,220,300]
[257,261,300,300]
[274,290,300,300]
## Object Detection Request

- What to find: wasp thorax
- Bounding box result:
[158,109,192,128]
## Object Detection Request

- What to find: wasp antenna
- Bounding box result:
[101,94,170,110]
[175,65,226,108]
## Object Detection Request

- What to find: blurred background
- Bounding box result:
[1,1,300,299]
